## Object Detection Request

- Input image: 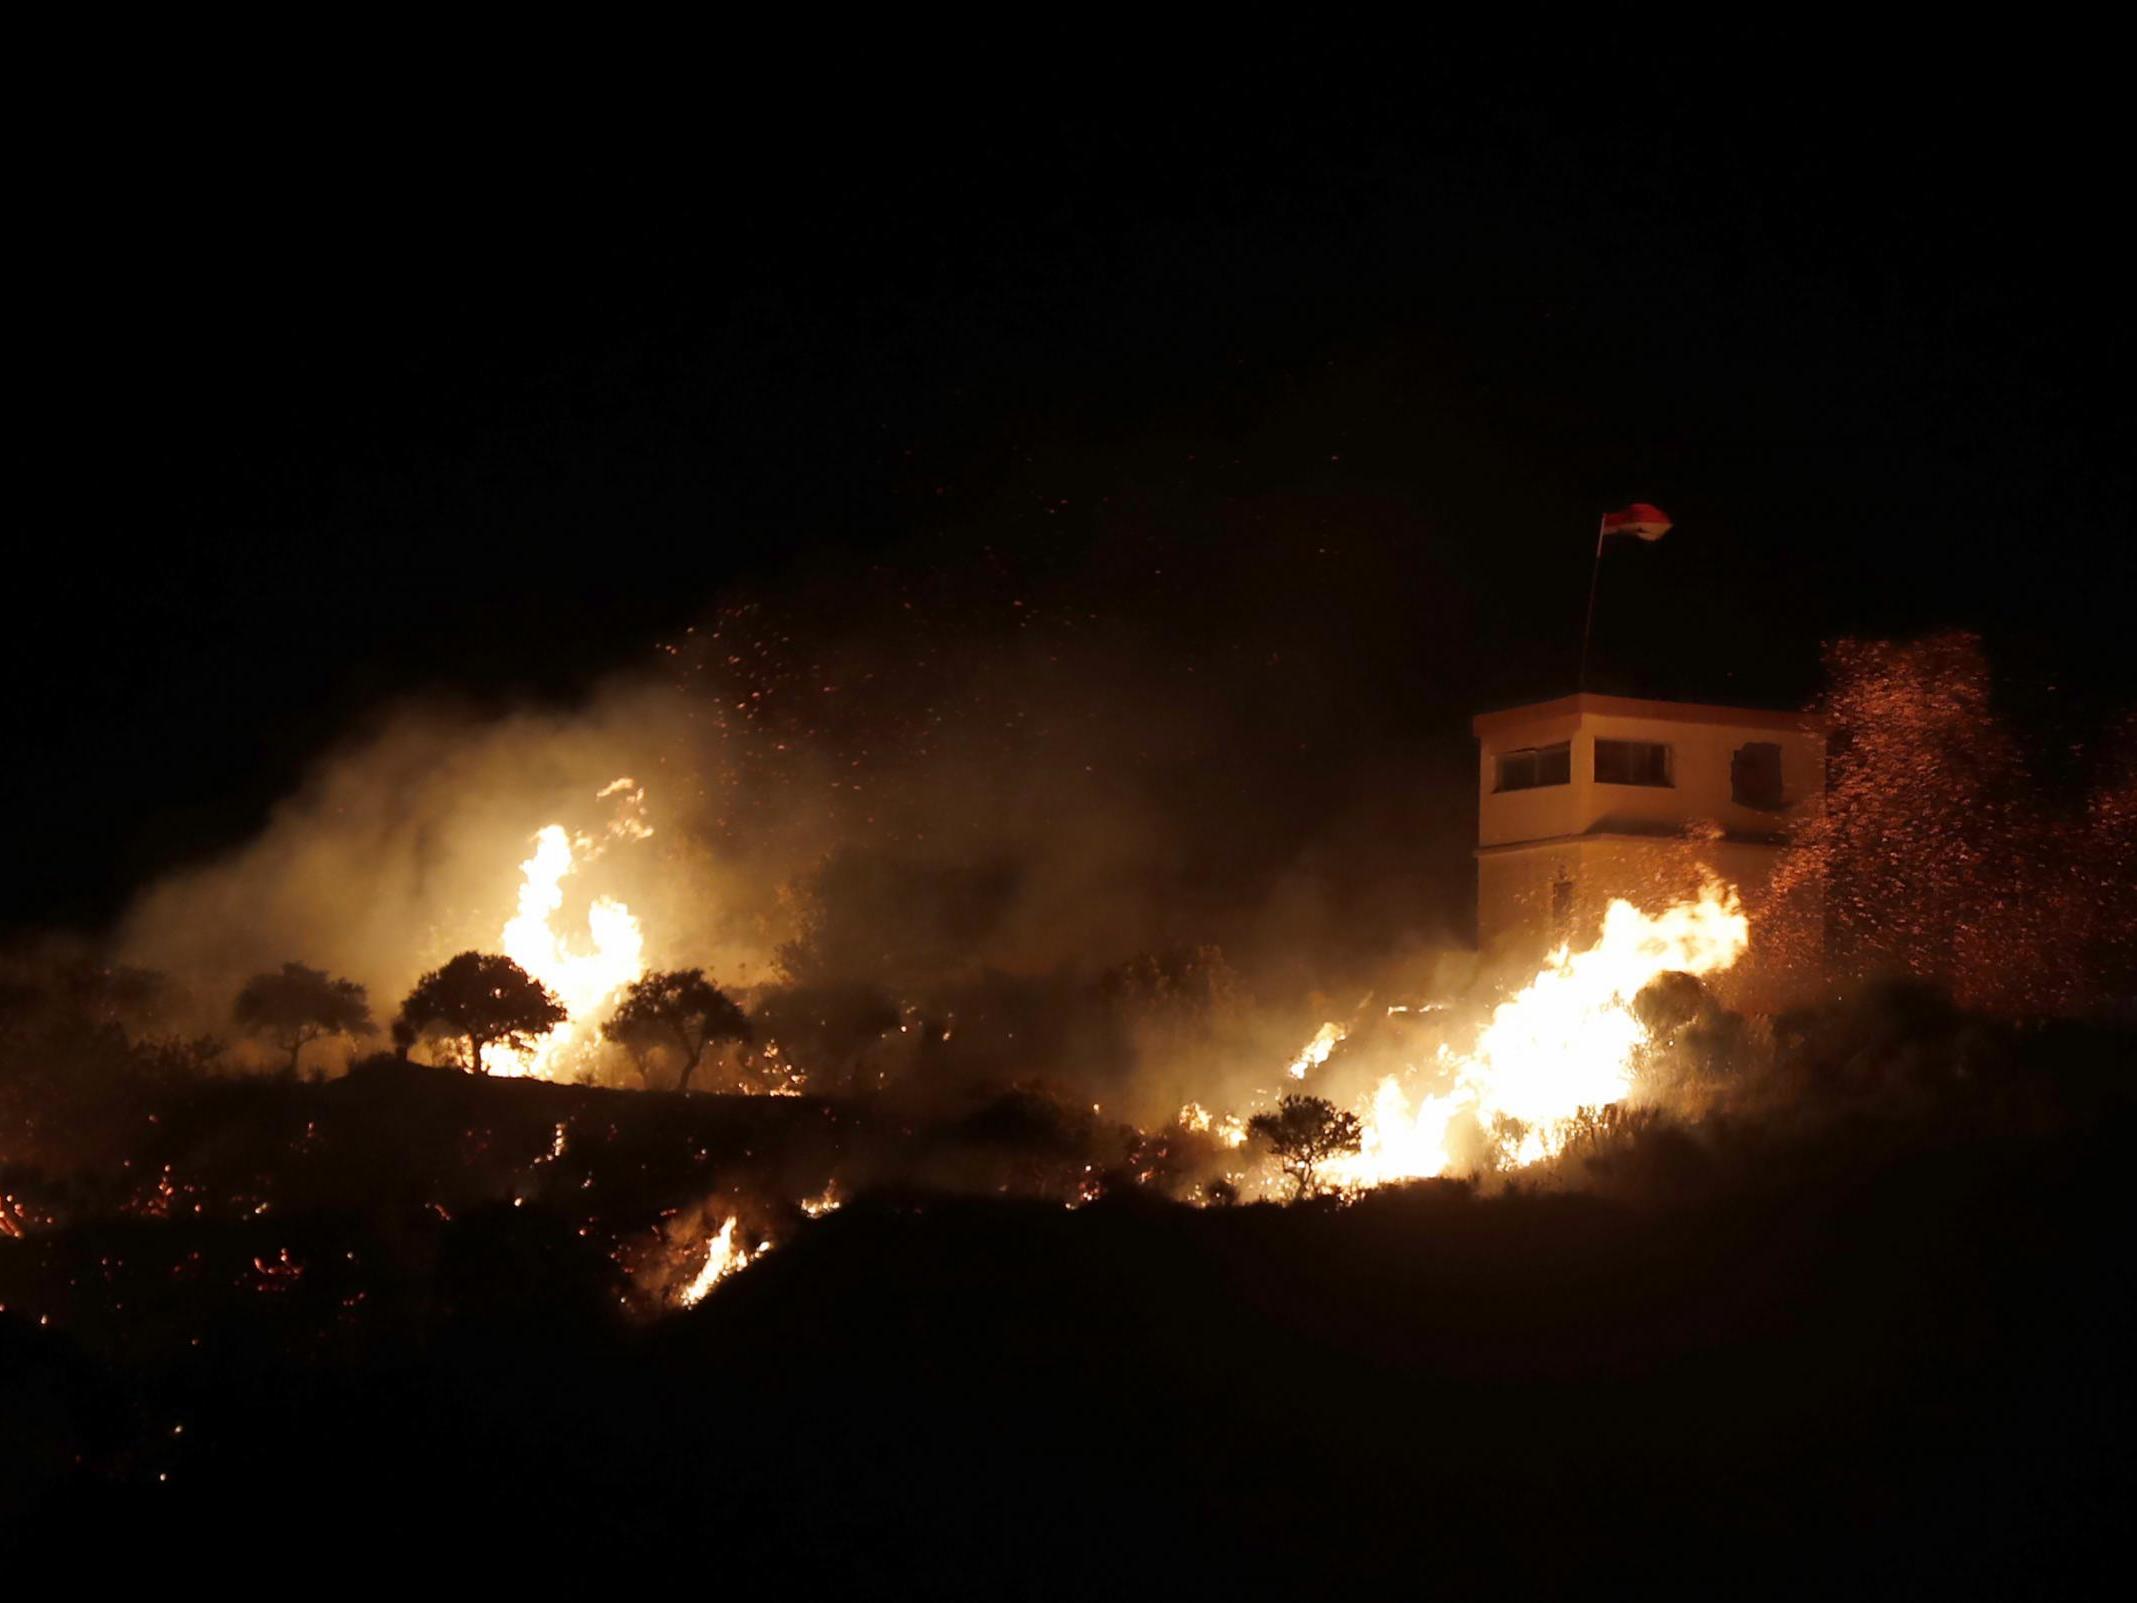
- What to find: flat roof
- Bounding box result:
[1472,692,1823,739]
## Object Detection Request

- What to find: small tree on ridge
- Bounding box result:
[233,961,375,1075]
[1247,1094,1363,1199]
[607,968,752,1091]
[394,952,565,1076]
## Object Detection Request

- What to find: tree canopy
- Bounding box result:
[233,962,375,1075]
[1247,1094,1363,1199]
[606,968,751,1091]
[394,952,565,1076]
[748,982,900,1094]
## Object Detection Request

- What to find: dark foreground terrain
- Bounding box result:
[5,1025,2134,1593]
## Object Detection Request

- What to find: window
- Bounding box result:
[1731,741,1785,810]
[1495,742,1571,792]
[1594,738,1672,787]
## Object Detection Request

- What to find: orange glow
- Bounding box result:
[1197,881,1750,1194]
[1285,1021,1347,1080]
[490,788,650,1079]
[1333,879,1747,1185]
[1178,1101,1248,1147]
[677,1215,753,1306]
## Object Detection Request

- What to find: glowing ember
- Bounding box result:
[800,1185,843,1218]
[1324,880,1748,1186]
[492,819,646,1079]
[1286,1021,1347,1080]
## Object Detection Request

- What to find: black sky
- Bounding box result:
[13,42,2132,931]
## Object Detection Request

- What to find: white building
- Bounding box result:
[1472,693,1825,1008]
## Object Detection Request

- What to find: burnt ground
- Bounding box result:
[3,1050,2133,1593]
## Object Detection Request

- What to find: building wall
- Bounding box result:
[1476,843,1585,953]
[1478,698,1823,849]
[1472,695,1826,1010]
[1475,708,1585,848]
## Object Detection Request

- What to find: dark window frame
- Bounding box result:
[1731,740,1785,810]
[1494,741,1572,793]
[1594,738,1673,788]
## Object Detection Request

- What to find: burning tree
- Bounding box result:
[394,952,566,1076]
[1248,1094,1363,1199]
[233,962,375,1076]
[606,968,752,1091]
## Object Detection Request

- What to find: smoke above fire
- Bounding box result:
[97,526,2133,1153]
[104,539,1484,1113]
[110,685,749,1063]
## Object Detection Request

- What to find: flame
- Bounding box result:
[1329,880,1747,1184]
[1318,880,1749,1188]
[1286,1021,1347,1080]
[1329,1076,1466,1186]
[677,1215,760,1306]
[491,819,646,1079]
[673,1187,837,1310]
[1178,1102,1248,1147]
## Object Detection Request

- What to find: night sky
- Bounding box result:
[14,43,2131,932]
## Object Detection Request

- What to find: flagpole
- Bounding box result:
[1578,520,1606,692]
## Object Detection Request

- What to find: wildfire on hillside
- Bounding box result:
[1192,880,1750,1193]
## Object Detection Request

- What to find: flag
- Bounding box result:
[1598,502,1672,544]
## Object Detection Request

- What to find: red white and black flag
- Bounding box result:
[1597,502,1672,546]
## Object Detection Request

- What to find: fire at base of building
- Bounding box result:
[1473,693,1826,1014]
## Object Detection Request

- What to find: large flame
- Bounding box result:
[1317,880,1750,1188]
[490,813,647,1080]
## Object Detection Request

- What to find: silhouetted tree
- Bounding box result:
[394,952,565,1076]
[607,968,752,1090]
[1247,1094,1363,1198]
[233,962,375,1075]
[750,983,902,1092]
